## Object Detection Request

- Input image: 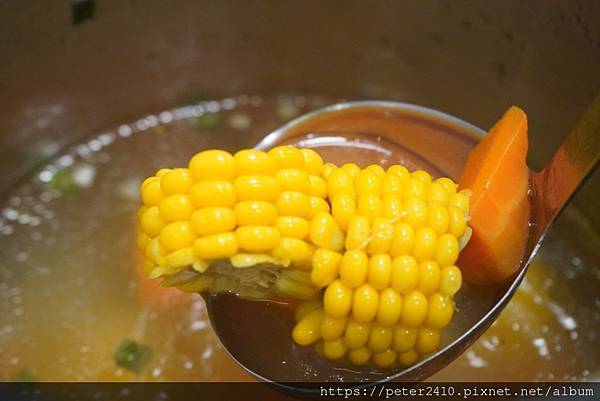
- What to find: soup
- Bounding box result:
[0,95,598,382]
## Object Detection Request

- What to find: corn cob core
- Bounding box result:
[137,145,471,369]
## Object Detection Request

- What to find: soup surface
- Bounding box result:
[0,95,598,382]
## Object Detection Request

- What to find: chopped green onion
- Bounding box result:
[195,113,221,130]
[47,170,78,194]
[114,339,152,374]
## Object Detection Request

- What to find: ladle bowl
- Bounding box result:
[204,100,600,389]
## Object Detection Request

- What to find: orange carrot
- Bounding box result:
[458,106,531,284]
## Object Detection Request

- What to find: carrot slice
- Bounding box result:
[458,106,531,284]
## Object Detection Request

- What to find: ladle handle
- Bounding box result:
[531,96,600,238]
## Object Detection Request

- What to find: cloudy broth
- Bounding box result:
[0,95,598,382]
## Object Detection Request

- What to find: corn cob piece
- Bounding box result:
[137,145,471,369]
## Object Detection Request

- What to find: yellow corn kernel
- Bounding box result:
[300,148,324,175]
[357,193,382,221]
[331,192,356,231]
[343,320,371,349]
[323,279,353,319]
[234,201,277,226]
[191,207,236,236]
[297,243,317,270]
[367,217,394,254]
[435,177,457,194]
[137,205,148,222]
[339,250,369,288]
[146,263,166,280]
[401,290,428,328]
[439,265,462,296]
[189,150,236,181]
[352,283,379,323]
[234,149,276,175]
[414,328,441,355]
[165,247,195,270]
[376,288,403,326]
[367,164,385,176]
[392,326,417,353]
[368,254,392,290]
[341,163,360,179]
[322,339,347,360]
[348,347,372,365]
[411,170,432,185]
[381,173,403,197]
[387,164,410,181]
[435,233,459,267]
[373,349,397,368]
[294,300,321,322]
[327,168,355,199]
[273,238,309,263]
[141,178,164,206]
[398,349,419,367]
[403,177,427,200]
[158,194,194,222]
[427,205,450,236]
[159,221,195,251]
[143,260,157,276]
[320,315,347,341]
[345,216,370,250]
[192,260,209,273]
[417,260,441,295]
[403,197,428,229]
[413,227,438,262]
[426,293,454,329]
[275,216,309,239]
[308,196,330,218]
[137,232,150,250]
[268,145,304,169]
[390,255,419,294]
[145,237,166,265]
[368,324,393,353]
[308,175,327,198]
[309,212,344,251]
[275,168,310,192]
[427,182,449,206]
[155,168,171,178]
[447,206,467,238]
[292,308,324,345]
[276,191,310,218]
[355,169,381,195]
[234,175,281,202]
[193,232,238,259]
[160,168,192,195]
[189,180,236,208]
[140,206,165,237]
[381,195,403,220]
[236,225,280,253]
[449,191,470,214]
[231,253,278,268]
[322,162,336,179]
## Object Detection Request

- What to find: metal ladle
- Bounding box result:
[203,98,600,391]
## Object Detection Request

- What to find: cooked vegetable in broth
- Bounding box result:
[0,95,598,381]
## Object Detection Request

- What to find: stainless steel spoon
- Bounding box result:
[203,98,600,389]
